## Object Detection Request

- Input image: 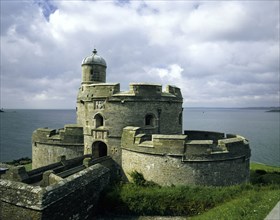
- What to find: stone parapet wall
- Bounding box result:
[121,127,251,186]
[122,149,250,186]
[122,127,187,155]
[32,124,84,169]
[78,83,120,101]
[122,127,250,159]
[0,164,110,220]
[32,124,84,144]
[32,143,84,169]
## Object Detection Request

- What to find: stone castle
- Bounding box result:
[0,49,251,219]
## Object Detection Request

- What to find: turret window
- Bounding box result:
[145,114,156,127]
[94,113,104,128]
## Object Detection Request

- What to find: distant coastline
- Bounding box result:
[183,106,280,111]
[266,109,280,112]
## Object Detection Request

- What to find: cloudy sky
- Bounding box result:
[0,0,279,109]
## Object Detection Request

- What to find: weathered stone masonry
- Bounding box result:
[121,127,251,186]
[32,124,84,169]
[0,157,111,220]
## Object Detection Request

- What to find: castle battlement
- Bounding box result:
[32,124,83,144]
[78,83,182,102]
[121,126,250,160]
[78,83,120,100]
[122,126,250,186]
[32,124,84,169]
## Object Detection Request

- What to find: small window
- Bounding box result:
[145,114,155,127]
[94,114,104,128]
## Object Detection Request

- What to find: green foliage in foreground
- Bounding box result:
[98,164,280,218]
[190,188,279,220]
[99,183,279,217]
[250,163,280,185]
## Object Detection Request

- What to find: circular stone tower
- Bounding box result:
[81,49,107,84]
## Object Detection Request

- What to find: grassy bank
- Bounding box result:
[98,163,280,219]
[3,157,32,171]
[190,188,279,220]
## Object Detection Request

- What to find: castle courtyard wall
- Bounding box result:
[121,127,250,186]
[32,125,84,169]
[122,149,250,186]
[32,143,84,169]
[0,164,110,220]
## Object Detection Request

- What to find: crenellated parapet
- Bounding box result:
[32,124,84,169]
[121,126,251,186]
[121,126,187,155]
[32,124,84,145]
[121,127,250,160]
[77,83,120,101]
[77,83,182,104]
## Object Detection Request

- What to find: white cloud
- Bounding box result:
[146,64,183,80]
[0,0,279,108]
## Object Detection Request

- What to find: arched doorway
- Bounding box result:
[92,141,107,158]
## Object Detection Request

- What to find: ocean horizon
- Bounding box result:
[0,108,279,167]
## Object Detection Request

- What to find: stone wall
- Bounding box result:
[121,127,251,186]
[122,149,250,186]
[0,163,110,220]
[77,83,183,137]
[32,124,84,168]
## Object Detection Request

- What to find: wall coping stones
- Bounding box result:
[152,134,187,140]
[121,127,251,161]
[0,163,110,211]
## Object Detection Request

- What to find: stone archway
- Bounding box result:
[92,141,108,158]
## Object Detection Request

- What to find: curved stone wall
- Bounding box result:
[121,127,251,186]
[77,83,183,137]
[122,149,250,186]
[32,125,84,169]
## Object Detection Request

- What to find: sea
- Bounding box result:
[0,108,279,167]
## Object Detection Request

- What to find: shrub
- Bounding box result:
[250,169,280,185]
[129,170,146,186]
[129,170,158,187]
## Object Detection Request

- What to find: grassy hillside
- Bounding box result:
[98,163,280,219]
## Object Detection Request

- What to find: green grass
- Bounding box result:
[250,162,280,172]
[24,163,32,171]
[190,187,280,220]
[98,163,280,219]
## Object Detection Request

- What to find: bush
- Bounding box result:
[129,171,146,186]
[129,170,158,187]
[250,169,280,185]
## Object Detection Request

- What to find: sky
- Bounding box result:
[0,0,279,109]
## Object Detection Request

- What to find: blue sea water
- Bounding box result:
[0,108,279,166]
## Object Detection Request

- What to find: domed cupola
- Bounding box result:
[81,49,107,84]
[82,49,107,67]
